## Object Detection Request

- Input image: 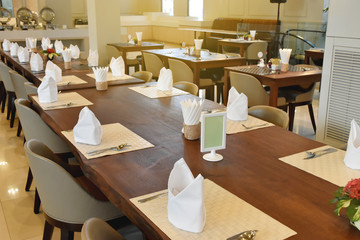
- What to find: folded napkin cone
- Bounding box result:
[87,49,99,67]
[344,119,360,169]
[41,37,51,50]
[30,53,44,72]
[54,40,64,54]
[157,67,173,91]
[45,61,62,82]
[10,42,19,57]
[62,48,72,62]
[2,39,11,51]
[73,107,102,146]
[109,56,125,77]
[25,37,37,49]
[227,87,248,121]
[37,76,58,103]
[17,47,30,63]
[92,67,108,82]
[168,158,205,233]
[70,44,80,59]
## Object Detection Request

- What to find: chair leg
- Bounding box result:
[10,96,16,128]
[308,103,317,133]
[17,120,22,137]
[6,93,11,120]
[1,90,6,113]
[43,220,54,240]
[25,167,32,191]
[60,229,74,240]
[288,103,295,131]
[34,188,41,214]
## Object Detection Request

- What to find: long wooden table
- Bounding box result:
[217,39,267,56]
[223,65,322,106]
[29,83,360,239]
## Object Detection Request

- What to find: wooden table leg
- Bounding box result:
[269,85,279,107]
[223,69,230,105]
[193,67,200,87]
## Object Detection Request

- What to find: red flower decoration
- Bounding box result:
[47,48,55,53]
[343,178,360,200]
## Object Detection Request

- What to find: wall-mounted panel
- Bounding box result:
[228,0,245,17]
[284,0,307,17]
[248,0,277,17]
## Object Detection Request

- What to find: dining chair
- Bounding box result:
[248,105,289,129]
[0,62,16,128]
[278,64,319,132]
[142,52,164,79]
[131,71,153,82]
[245,41,268,65]
[173,81,199,95]
[81,217,125,240]
[229,71,287,107]
[24,82,38,95]
[0,78,6,114]
[24,139,125,240]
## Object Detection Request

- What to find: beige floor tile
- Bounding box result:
[0,202,11,240]
[0,167,32,202]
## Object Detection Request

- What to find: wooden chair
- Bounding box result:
[245,42,268,65]
[248,105,289,129]
[24,82,38,95]
[0,62,16,128]
[142,52,164,79]
[131,71,153,82]
[81,218,125,240]
[173,81,199,95]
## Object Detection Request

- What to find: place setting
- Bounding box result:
[86,56,133,81]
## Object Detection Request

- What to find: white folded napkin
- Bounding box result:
[194,39,203,50]
[70,44,80,59]
[37,76,58,103]
[62,48,72,62]
[168,158,205,233]
[10,42,19,57]
[227,87,248,121]
[54,40,64,54]
[109,56,125,77]
[344,119,360,169]
[279,48,292,64]
[136,32,143,42]
[41,37,51,50]
[180,99,204,125]
[25,37,37,49]
[45,61,62,83]
[157,67,173,91]
[92,67,108,82]
[87,49,99,67]
[30,53,44,72]
[73,107,102,146]
[2,39,11,51]
[17,46,30,63]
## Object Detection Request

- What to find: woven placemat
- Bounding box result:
[86,72,133,81]
[32,92,93,110]
[40,75,88,86]
[227,115,273,134]
[61,123,154,159]
[129,86,189,98]
[279,146,360,186]
[130,179,296,240]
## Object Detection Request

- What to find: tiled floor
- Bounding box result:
[0,89,319,240]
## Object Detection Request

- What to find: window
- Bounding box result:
[189,0,203,20]
[162,0,174,16]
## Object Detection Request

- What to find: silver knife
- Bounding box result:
[227,230,258,240]
[138,191,168,203]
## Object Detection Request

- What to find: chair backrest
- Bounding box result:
[245,42,268,61]
[9,70,29,100]
[81,217,125,240]
[15,98,70,153]
[168,58,193,83]
[24,82,38,95]
[142,52,164,78]
[131,71,153,82]
[248,105,289,129]
[0,62,14,92]
[173,81,199,95]
[24,139,121,224]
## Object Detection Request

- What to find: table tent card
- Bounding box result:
[344,119,360,169]
[10,42,19,57]
[73,107,102,146]
[87,49,99,67]
[54,40,64,54]
[17,46,30,63]
[45,61,62,83]
[70,44,80,59]
[41,37,51,50]
[37,76,58,103]
[30,53,44,72]
[168,158,205,233]
[109,56,125,77]
[157,67,173,91]
[2,39,11,51]
[227,87,248,121]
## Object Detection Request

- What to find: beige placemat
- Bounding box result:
[40,75,88,86]
[32,92,93,110]
[226,115,274,134]
[129,86,189,98]
[279,146,360,186]
[130,179,296,240]
[86,72,133,81]
[61,123,154,159]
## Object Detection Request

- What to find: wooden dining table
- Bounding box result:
[27,82,360,239]
[223,65,322,106]
[217,39,267,56]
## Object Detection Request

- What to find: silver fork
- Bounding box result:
[242,123,268,129]
[44,102,73,109]
[86,143,129,156]
[303,147,337,159]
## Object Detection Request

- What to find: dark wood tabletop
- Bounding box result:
[29,84,360,239]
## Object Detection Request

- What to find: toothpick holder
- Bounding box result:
[281,63,289,72]
[64,61,71,70]
[96,81,108,91]
[183,123,201,140]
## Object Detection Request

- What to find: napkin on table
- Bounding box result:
[62,48,72,62]
[227,87,248,121]
[37,76,58,103]
[87,49,99,67]
[54,40,64,54]
[70,44,80,59]
[17,46,30,63]
[194,39,203,50]
[92,67,108,82]
[157,67,173,91]
[344,119,360,169]
[25,37,37,49]
[45,61,62,83]
[109,56,125,77]
[2,39,11,51]
[10,42,19,57]
[30,53,44,72]
[73,107,102,146]
[168,158,205,233]
[180,99,204,125]
[41,37,51,50]
[136,32,143,42]
[279,48,292,64]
